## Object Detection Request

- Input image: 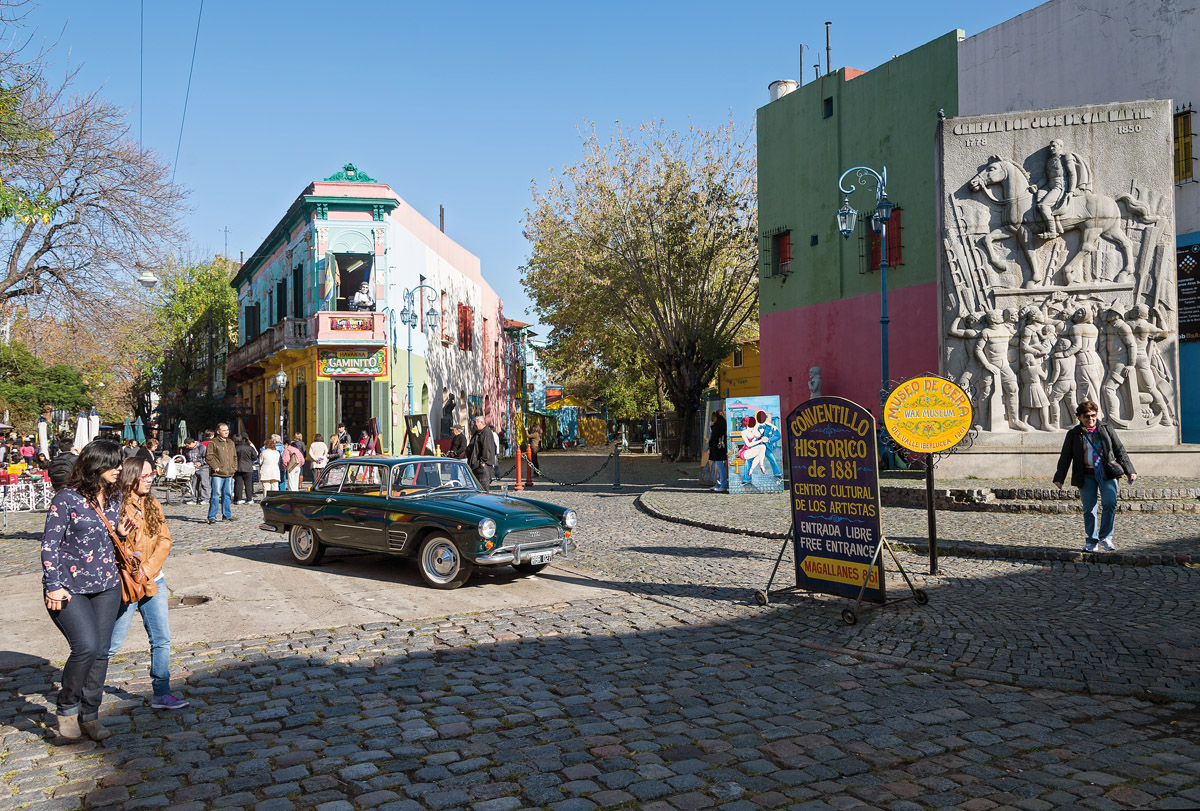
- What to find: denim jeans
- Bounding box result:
[108,576,172,696]
[1079,472,1118,542]
[47,586,121,718]
[208,475,233,520]
[714,461,728,491]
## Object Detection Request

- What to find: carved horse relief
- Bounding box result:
[968,156,1159,288]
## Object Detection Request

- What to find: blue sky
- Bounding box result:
[26,0,1044,324]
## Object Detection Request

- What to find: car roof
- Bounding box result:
[329,455,463,467]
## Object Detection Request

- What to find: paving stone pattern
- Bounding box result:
[2,452,1199,810]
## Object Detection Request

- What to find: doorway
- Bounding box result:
[336,379,372,444]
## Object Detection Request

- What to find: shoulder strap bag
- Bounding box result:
[92,503,153,602]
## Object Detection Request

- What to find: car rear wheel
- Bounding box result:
[289,525,325,566]
[513,562,549,575]
[417,533,473,589]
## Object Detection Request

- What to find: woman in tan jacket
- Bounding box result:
[106,457,189,710]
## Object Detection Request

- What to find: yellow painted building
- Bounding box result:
[716,340,761,398]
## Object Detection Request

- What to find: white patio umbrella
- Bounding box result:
[37,417,48,456]
[73,413,89,451]
[87,407,100,444]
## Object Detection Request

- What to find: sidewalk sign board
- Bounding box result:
[786,396,885,603]
[728,396,785,494]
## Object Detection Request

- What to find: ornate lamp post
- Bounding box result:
[836,165,894,403]
[396,284,440,421]
[274,366,288,443]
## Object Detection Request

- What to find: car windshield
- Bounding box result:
[391,460,480,497]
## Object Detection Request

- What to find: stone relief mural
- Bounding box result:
[938,100,1179,445]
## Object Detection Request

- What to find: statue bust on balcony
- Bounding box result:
[349,281,376,312]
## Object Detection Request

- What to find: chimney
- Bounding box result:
[439,205,445,233]
[825,22,832,75]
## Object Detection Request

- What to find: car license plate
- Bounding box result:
[528,551,554,565]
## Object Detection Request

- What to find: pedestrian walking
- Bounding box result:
[708,409,728,493]
[205,423,237,524]
[290,433,307,485]
[133,439,157,471]
[1053,400,1137,552]
[308,433,328,480]
[527,422,542,469]
[466,416,496,491]
[281,440,304,492]
[107,457,189,710]
[183,437,209,505]
[233,434,258,504]
[327,431,343,462]
[40,439,130,742]
[258,436,282,493]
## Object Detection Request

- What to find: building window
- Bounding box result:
[864,207,904,271]
[457,303,474,351]
[775,231,792,274]
[293,263,304,318]
[1175,109,1194,183]
[733,347,744,367]
[276,278,288,321]
[823,97,834,119]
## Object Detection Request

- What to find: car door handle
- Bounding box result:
[325,498,335,504]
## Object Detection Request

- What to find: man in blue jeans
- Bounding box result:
[205,423,237,523]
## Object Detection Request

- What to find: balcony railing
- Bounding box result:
[227,311,388,374]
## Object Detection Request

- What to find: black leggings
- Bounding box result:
[47,587,121,718]
[233,471,255,502]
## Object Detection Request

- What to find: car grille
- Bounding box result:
[504,526,563,548]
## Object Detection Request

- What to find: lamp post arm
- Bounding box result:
[837,166,887,204]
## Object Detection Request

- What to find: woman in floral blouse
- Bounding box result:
[41,439,133,742]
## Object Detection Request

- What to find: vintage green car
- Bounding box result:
[259,456,577,589]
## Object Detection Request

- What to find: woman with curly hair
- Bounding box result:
[41,439,132,741]
[106,457,189,710]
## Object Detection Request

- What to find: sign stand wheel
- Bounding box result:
[842,535,930,624]
[841,609,857,625]
[753,590,769,606]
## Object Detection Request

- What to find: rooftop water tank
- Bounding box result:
[768,79,799,102]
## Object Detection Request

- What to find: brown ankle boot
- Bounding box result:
[56,713,82,740]
[80,719,111,741]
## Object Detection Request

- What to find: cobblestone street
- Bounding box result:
[2,452,1198,810]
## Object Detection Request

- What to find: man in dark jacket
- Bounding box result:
[205,423,238,523]
[446,425,467,459]
[184,437,209,505]
[1053,400,1137,552]
[707,409,728,493]
[466,416,497,491]
[48,445,79,492]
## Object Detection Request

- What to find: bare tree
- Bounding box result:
[0,73,188,310]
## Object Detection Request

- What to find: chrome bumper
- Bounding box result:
[260,522,283,533]
[475,537,576,566]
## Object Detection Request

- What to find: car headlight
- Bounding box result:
[562,510,577,529]
[478,518,496,539]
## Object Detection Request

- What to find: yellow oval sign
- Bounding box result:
[883,376,973,454]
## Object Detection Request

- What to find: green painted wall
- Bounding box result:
[756,30,963,315]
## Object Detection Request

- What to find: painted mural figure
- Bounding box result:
[1045,338,1078,428]
[1126,304,1176,426]
[349,281,376,312]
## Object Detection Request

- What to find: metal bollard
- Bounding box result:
[524,448,534,489]
[514,446,524,492]
[612,430,622,490]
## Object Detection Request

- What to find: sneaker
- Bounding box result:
[150,693,190,710]
[183,500,194,505]
[1083,541,1097,552]
[1100,538,1116,551]
[206,518,216,524]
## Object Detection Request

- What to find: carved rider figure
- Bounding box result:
[1036,139,1091,240]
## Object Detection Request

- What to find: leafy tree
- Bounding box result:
[522,120,759,459]
[0,340,90,429]
[150,257,238,431]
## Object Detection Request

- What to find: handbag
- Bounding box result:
[1085,429,1125,480]
[92,503,153,602]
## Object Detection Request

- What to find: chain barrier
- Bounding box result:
[500,447,617,487]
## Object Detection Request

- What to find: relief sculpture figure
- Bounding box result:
[969,154,1159,287]
[1045,338,1078,428]
[949,312,988,427]
[1099,308,1137,426]
[1126,304,1176,427]
[979,310,1028,431]
[1065,306,1104,409]
[1035,139,1090,240]
[1017,307,1054,430]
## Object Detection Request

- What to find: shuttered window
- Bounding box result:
[1175,109,1194,183]
[457,303,474,351]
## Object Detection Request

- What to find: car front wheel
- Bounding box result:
[289,525,325,566]
[417,533,474,589]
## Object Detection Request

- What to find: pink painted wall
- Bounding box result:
[760,281,940,419]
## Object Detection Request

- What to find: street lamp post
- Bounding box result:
[836,166,894,404]
[396,283,440,425]
[274,366,288,444]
